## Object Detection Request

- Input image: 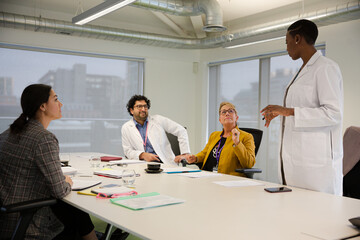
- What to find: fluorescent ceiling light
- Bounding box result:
[72,0,136,25]
[225,36,285,49]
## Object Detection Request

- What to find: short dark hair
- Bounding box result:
[126,95,151,116]
[288,19,318,45]
[10,84,52,134]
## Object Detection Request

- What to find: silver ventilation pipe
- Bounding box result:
[222,1,360,48]
[0,1,359,49]
[132,0,226,32]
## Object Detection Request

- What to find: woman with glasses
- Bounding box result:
[182,102,255,176]
[0,84,98,239]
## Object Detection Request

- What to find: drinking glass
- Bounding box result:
[90,156,101,169]
[122,169,136,186]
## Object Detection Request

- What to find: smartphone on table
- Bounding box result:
[264,187,292,193]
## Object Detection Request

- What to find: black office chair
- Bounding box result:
[235,127,263,178]
[166,132,181,156]
[343,126,360,199]
[0,198,57,240]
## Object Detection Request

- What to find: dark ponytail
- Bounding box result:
[10,84,52,134]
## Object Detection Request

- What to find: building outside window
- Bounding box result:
[0,45,144,155]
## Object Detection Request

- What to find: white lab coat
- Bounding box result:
[280,51,343,195]
[121,115,190,165]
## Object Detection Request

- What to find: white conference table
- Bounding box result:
[63,153,360,240]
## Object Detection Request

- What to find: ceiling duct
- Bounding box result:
[0,1,359,49]
[131,0,227,32]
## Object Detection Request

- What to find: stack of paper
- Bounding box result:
[93,169,139,179]
[110,192,185,210]
[108,159,145,165]
[61,166,77,175]
[91,186,133,195]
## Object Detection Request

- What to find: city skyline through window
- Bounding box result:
[0,46,144,155]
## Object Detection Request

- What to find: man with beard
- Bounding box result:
[121,95,190,165]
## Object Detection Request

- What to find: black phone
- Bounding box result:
[264,187,292,193]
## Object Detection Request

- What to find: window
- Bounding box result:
[209,60,259,132]
[209,47,325,183]
[0,44,144,155]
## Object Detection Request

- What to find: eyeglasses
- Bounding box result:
[220,109,235,115]
[96,191,138,199]
[134,104,148,109]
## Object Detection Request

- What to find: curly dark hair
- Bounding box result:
[126,95,151,116]
[288,19,318,45]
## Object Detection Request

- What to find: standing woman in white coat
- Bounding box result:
[261,19,343,195]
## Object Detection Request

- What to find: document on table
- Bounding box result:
[93,169,140,179]
[162,167,201,174]
[110,192,185,210]
[108,159,145,165]
[61,166,77,175]
[213,180,264,187]
[178,171,220,178]
[91,186,133,195]
[72,179,102,191]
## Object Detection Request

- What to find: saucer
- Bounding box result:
[145,168,163,174]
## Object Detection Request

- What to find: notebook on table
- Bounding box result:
[100,156,123,162]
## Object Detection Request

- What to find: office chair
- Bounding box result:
[0,198,57,240]
[343,126,360,199]
[235,128,263,178]
[166,129,195,167]
[166,131,181,156]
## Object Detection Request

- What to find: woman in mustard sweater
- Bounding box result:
[182,102,255,176]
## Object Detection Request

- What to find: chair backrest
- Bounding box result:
[1,198,57,240]
[166,132,181,156]
[238,127,263,156]
[343,126,360,199]
[343,126,360,176]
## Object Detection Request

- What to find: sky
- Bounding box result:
[219,54,301,100]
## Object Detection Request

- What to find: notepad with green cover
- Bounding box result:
[110,192,185,210]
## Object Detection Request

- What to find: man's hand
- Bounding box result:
[139,152,161,162]
[260,105,294,127]
[231,128,240,146]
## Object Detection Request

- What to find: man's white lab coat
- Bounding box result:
[122,115,190,165]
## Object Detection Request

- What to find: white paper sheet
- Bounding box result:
[178,171,220,178]
[108,159,145,165]
[61,166,77,175]
[213,180,264,187]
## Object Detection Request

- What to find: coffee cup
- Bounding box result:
[147,163,161,171]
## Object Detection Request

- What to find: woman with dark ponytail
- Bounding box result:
[0,84,98,240]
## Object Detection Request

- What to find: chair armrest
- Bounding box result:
[1,198,57,213]
[235,168,262,174]
[235,168,262,179]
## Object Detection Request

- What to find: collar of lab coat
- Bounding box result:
[293,50,322,83]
